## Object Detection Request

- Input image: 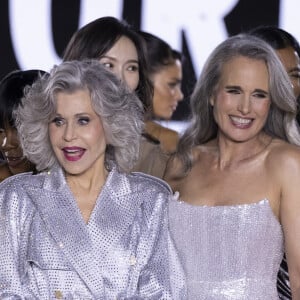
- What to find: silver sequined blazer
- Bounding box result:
[0,166,186,299]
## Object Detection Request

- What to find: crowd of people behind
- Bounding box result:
[0,15,299,299]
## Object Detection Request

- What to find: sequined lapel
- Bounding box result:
[89,167,144,246]
[26,168,105,298]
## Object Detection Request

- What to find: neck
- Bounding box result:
[215,133,273,169]
[65,166,108,193]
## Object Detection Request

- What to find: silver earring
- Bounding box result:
[1,137,7,147]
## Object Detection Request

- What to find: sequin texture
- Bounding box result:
[169,197,283,299]
[0,166,185,299]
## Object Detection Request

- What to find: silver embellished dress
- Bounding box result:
[169,195,283,299]
[0,166,186,299]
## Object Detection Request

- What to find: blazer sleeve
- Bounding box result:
[0,178,33,299]
[126,188,186,299]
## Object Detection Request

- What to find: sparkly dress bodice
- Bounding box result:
[169,196,283,299]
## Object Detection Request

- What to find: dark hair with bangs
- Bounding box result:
[0,69,46,129]
[63,16,153,113]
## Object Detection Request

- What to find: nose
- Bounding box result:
[110,66,124,84]
[238,95,251,115]
[176,86,184,102]
[119,70,130,88]
[63,123,76,141]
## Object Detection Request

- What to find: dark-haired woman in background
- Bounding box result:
[250,26,300,124]
[63,16,169,178]
[0,69,46,181]
[138,31,184,154]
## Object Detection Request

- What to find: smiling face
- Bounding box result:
[49,89,107,176]
[276,46,300,99]
[152,59,183,119]
[210,56,271,143]
[99,36,139,91]
[0,124,33,175]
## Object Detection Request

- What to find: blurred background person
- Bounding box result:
[139,31,184,153]
[249,25,300,300]
[63,16,169,178]
[0,69,46,181]
[250,26,300,125]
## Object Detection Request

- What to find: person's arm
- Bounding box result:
[0,181,29,298]
[280,149,300,299]
[127,187,186,299]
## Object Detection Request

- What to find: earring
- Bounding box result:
[1,137,7,147]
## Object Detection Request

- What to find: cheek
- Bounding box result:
[254,100,271,118]
[213,95,232,112]
[48,125,60,147]
[292,79,300,98]
[91,126,107,147]
[154,82,170,99]
[128,73,139,92]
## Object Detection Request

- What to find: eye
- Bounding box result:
[0,128,5,134]
[226,88,240,94]
[52,117,65,126]
[127,64,139,72]
[102,62,113,69]
[78,117,90,125]
[168,82,179,88]
[253,92,268,99]
[289,72,300,79]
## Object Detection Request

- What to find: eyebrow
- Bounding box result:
[171,77,182,82]
[225,85,241,90]
[253,89,269,95]
[288,67,300,72]
[225,85,269,94]
[100,55,139,64]
[54,112,91,117]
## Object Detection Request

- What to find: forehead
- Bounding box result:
[55,89,94,113]
[155,60,182,76]
[219,56,269,86]
[105,36,138,59]
[276,46,300,69]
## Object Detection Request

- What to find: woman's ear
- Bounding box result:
[209,96,215,106]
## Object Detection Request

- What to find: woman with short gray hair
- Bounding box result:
[0,60,185,299]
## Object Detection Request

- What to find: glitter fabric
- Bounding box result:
[169,195,283,299]
[0,166,186,299]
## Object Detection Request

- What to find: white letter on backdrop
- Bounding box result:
[142,0,238,76]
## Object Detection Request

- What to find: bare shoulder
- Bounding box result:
[164,154,183,182]
[267,138,300,174]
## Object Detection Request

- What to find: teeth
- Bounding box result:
[65,149,79,153]
[230,116,252,124]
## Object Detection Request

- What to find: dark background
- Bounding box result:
[0,0,282,120]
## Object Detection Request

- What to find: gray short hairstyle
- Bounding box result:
[178,33,300,171]
[14,60,144,173]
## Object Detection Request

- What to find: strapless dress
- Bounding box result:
[169,195,283,299]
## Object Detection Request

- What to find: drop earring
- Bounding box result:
[1,137,7,147]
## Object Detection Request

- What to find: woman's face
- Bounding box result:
[49,89,107,176]
[152,59,183,120]
[99,36,139,91]
[0,124,33,175]
[276,46,300,98]
[210,56,271,143]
